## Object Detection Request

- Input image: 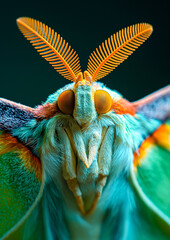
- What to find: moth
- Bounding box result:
[0,17,169,240]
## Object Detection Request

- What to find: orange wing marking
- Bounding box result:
[134,124,170,168]
[0,133,42,180]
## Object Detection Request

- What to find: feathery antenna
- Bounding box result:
[87,23,153,81]
[17,17,81,82]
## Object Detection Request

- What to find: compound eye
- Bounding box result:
[94,90,112,114]
[57,90,75,114]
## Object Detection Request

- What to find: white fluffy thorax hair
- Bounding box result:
[39,105,141,239]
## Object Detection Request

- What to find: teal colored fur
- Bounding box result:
[0,83,169,240]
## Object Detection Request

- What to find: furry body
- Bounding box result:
[8,82,166,240]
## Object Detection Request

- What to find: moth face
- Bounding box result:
[57,71,113,126]
[45,74,136,213]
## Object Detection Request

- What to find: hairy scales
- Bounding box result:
[11,82,162,240]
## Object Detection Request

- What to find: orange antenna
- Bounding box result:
[17,17,81,82]
[87,23,153,81]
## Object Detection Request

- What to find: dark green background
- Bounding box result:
[0,0,169,107]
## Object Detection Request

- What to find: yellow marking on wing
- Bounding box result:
[152,124,170,151]
[87,23,153,81]
[134,137,153,168]
[134,123,170,169]
[17,17,81,82]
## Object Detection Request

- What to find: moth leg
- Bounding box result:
[66,178,85,214]
[57,127,85,214]
[87,126,115,214]
[87,174,107,215]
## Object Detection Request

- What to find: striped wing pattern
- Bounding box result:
[87,23,153,81]
[17,17,81,82]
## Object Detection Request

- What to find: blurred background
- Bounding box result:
[0,0,169,107]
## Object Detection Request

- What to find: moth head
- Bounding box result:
[56,71,94,118]
[56,71,113,125]
[17,18,153,124]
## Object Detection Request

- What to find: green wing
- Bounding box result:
[129,86,170,239]
[0,130,43,239]
[0,98,44,239]
[130,120,170,236]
